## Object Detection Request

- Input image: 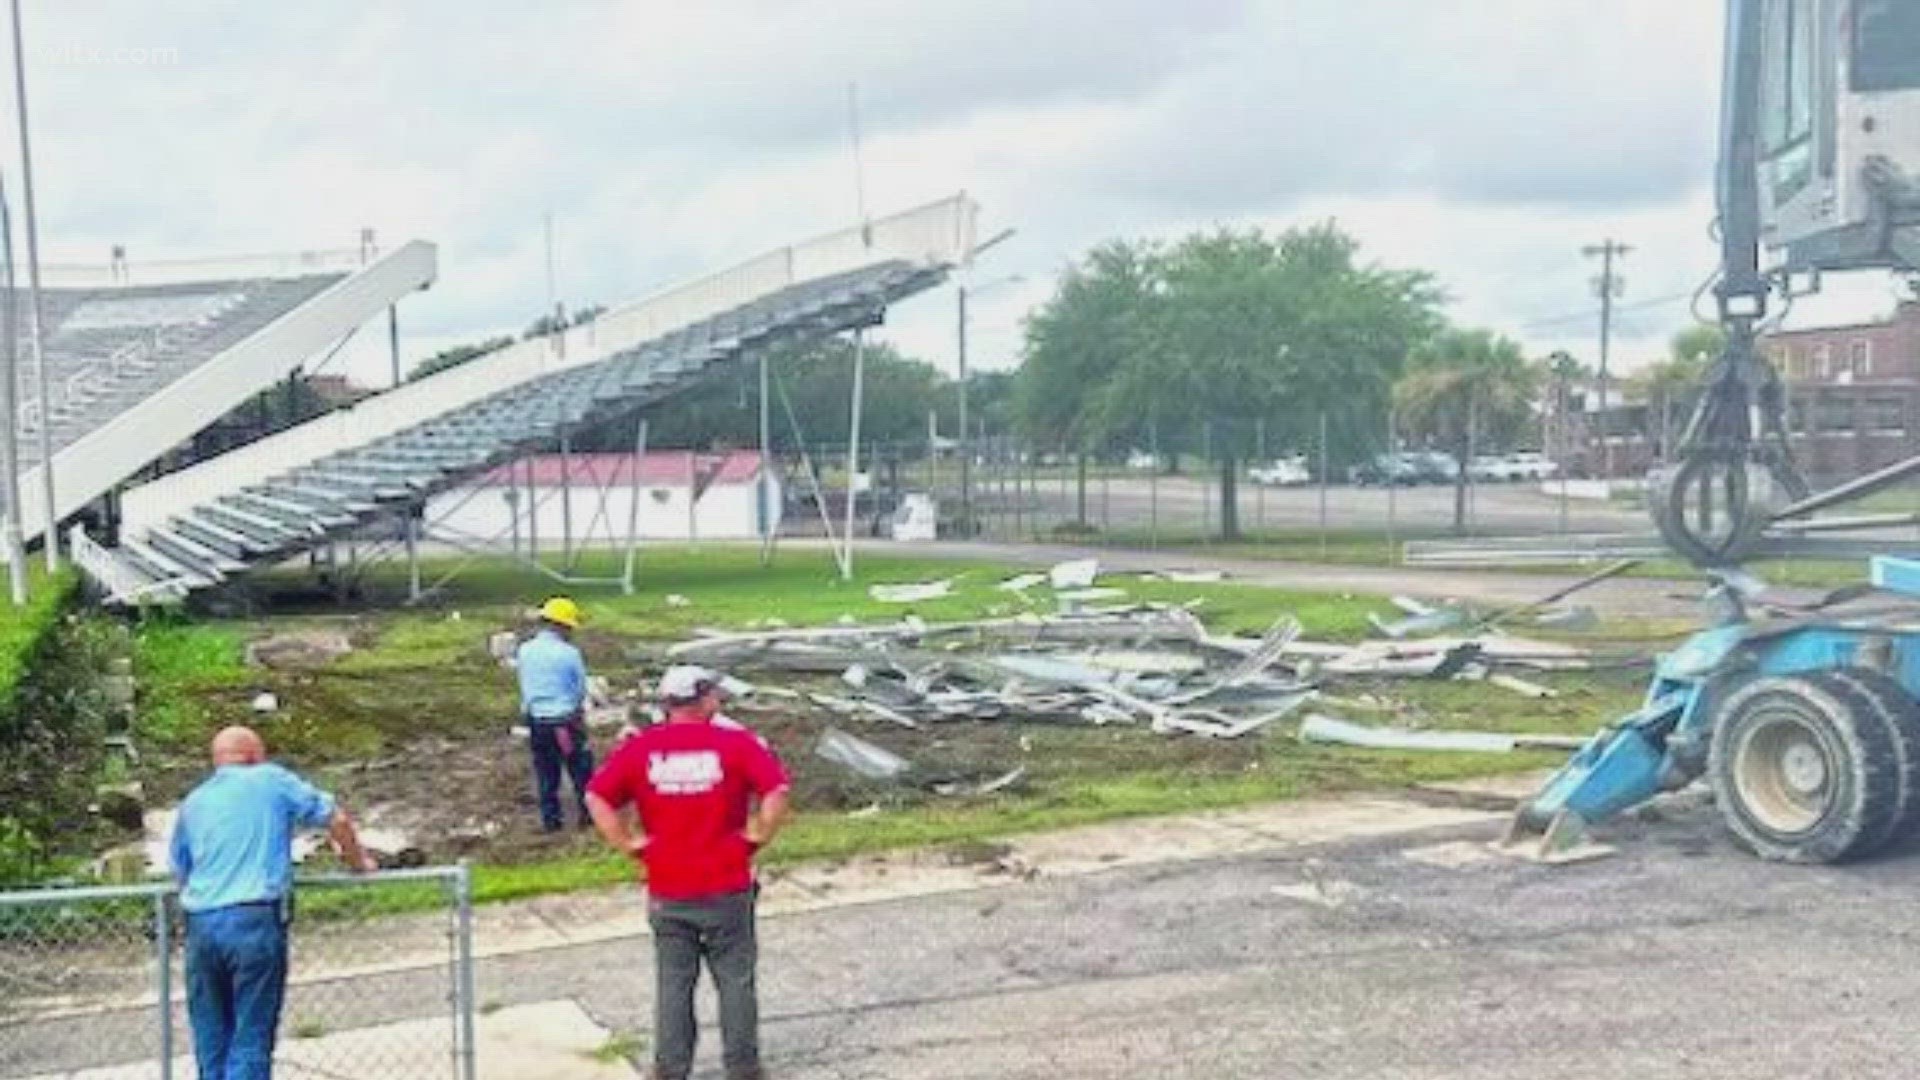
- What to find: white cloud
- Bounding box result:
[4,0,1905,394]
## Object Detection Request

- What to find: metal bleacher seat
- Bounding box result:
[89,259,944,600]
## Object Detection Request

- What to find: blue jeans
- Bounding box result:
[186,903,289,1080]
[529,715,594,831]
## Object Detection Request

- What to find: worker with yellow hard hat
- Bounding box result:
[516,596,595,832]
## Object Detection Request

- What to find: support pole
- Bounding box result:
[525,453,539,567]
[841,330,866,580]
[622,416,648,595]
[8,0,53,571]
[957,284,972,532]
[0,172,24,604]
[404,506,421,602]
[559,424,575,571]
[758,349,774,565]
[386,305,402,388]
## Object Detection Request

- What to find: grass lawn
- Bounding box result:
[128,546,1654,907]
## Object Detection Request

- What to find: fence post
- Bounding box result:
[1318,411,1330,560]
[1201,420,1214,545]
[1386,406,1399,566]
[1149,421,1160,550]
[155,889,174,1080]
[1255,416,1266,536]
[455,861,477,1080]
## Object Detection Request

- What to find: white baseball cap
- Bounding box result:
[658,665,726,703]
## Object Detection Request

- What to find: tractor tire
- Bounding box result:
[1822,668,1920,842]
[1709,674,1903,864]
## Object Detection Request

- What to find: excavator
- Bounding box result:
[1503,0,1920,863]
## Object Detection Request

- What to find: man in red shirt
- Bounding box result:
[586,664,792,1080]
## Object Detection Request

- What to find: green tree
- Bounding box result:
[1671,322,1727,366]
[581,336,951,453]
[1015,240,1159,526]
[1394,328,1539,534]
[409,335,515,381]
[1071,223,1442,539]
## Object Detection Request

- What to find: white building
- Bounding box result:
[426,450,783,546]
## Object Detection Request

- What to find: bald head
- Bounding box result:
[210,726,266,767]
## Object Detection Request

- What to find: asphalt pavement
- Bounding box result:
[481,798,1920,1079]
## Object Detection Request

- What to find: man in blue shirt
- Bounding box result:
[516,596,595,832]
[169,725,373,1080]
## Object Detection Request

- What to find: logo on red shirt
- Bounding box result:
[647,751,721,794]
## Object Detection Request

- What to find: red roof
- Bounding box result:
[474,450,766,489]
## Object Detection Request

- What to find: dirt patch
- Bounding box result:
[246,628,356,670]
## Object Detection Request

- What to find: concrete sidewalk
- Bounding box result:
[315,782,1535,986]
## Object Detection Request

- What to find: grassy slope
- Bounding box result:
[133,546,1649,905]
[0,567,75,711]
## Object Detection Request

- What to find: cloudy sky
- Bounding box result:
[20,0,1910,388]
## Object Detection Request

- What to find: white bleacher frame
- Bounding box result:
[120,194,978,538]
[9,241,437,546]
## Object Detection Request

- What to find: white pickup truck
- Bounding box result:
[1467,451,1559,482]
[1248,455,1312,486]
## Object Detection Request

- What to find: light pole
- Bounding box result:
[8,0,50,569]
[954,236,1018,534]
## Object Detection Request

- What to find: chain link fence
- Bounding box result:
[0,866,475,1080]
[772,411,1649,561]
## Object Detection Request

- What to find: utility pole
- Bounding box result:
[1584,239,1630,480]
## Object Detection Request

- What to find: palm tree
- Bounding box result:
[1394,328,1539,534]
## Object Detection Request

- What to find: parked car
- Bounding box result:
[1466,451,1560,483]
[1349,452,1423,486]
[1408,451,1460,484]
[1503,451,1559,481]
[1467,454,1512,482]
[1248,454,1311,486]
[1125,449,1159,471]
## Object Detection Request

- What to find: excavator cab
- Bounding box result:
[1755,0,1920,273]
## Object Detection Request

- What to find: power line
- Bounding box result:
[1514,289,1694,331]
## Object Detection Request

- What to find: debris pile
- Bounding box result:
[659,560,1598,757]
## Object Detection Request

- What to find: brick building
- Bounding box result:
[1764,299,1920,483]
[1569,301,1920,480]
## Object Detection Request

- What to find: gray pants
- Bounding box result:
[649,889,760,1079]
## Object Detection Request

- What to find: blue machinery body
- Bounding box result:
[1507,557,1920,861]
